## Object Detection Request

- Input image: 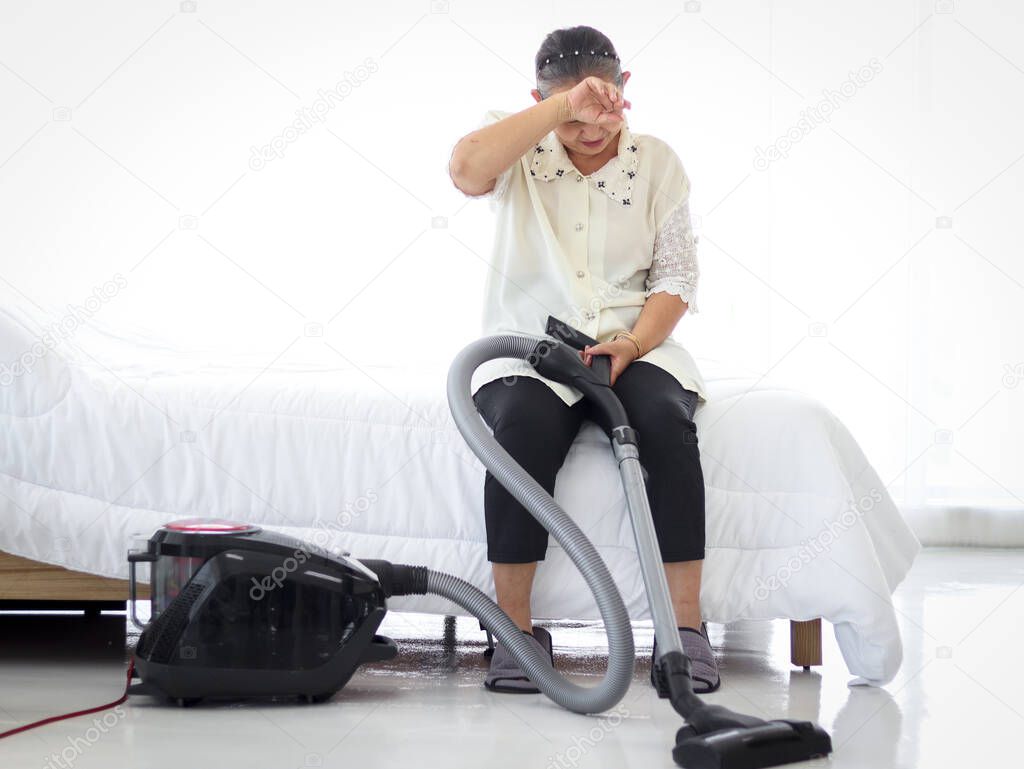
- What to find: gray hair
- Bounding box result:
[535,25,623,101]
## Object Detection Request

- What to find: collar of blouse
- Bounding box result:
[528,114,640,207]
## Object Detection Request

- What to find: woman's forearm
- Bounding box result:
[449,95,572,196]
[631,292,689,354]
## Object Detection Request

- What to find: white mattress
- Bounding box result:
[0,305,920,686]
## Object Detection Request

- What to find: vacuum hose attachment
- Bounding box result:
[673,719,833,769]
[358,561,428,598]
[439,332,636,715]
[661,647,831,766]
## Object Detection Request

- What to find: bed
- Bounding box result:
[0,304,920,686]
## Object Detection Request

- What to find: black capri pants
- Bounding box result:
[472,360,705,564]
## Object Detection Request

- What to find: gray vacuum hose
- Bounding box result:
[434,333,635,714]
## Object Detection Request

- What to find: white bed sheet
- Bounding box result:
[0,308,920,686]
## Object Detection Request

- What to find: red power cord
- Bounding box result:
[0,658,134,740]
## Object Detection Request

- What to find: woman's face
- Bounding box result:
[532,72,630,158]
[553,112,618,156]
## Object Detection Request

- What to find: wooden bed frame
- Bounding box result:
[0,550,822,667]
[0,550,149,602]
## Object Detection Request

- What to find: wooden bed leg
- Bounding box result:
[790,619,822,670]
[442,614,457,649]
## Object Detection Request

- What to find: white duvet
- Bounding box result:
[0,304,920,686]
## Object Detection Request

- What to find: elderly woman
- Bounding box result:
[448,24,717,694]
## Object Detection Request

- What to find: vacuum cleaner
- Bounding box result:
[126,315,832,769]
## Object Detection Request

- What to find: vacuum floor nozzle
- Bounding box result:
[673,719,832,769]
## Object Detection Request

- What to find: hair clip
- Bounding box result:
[540,50,620,68]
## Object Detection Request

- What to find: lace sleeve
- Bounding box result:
[645,197,700,312]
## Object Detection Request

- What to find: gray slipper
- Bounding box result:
[650,622,721,694]
[484,626,554,694]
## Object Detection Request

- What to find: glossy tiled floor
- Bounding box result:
[1,548,1021,768]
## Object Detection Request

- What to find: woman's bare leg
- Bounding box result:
[665,559,703,630]
[492,562,537,632]
[494,561,700,634]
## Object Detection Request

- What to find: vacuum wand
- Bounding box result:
[532,316,833,769]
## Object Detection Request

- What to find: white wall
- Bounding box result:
[1,1,1021,533]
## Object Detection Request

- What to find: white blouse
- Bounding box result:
[454,108,709,407]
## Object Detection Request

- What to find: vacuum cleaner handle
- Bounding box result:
[530,338,629,435]
[544,315,613,387]
[538,316,647,481]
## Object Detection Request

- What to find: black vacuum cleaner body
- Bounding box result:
[128,519,397,704]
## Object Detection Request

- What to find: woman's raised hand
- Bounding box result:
[564,76,631,127]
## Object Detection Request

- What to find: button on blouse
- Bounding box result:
[451,108,709,407]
